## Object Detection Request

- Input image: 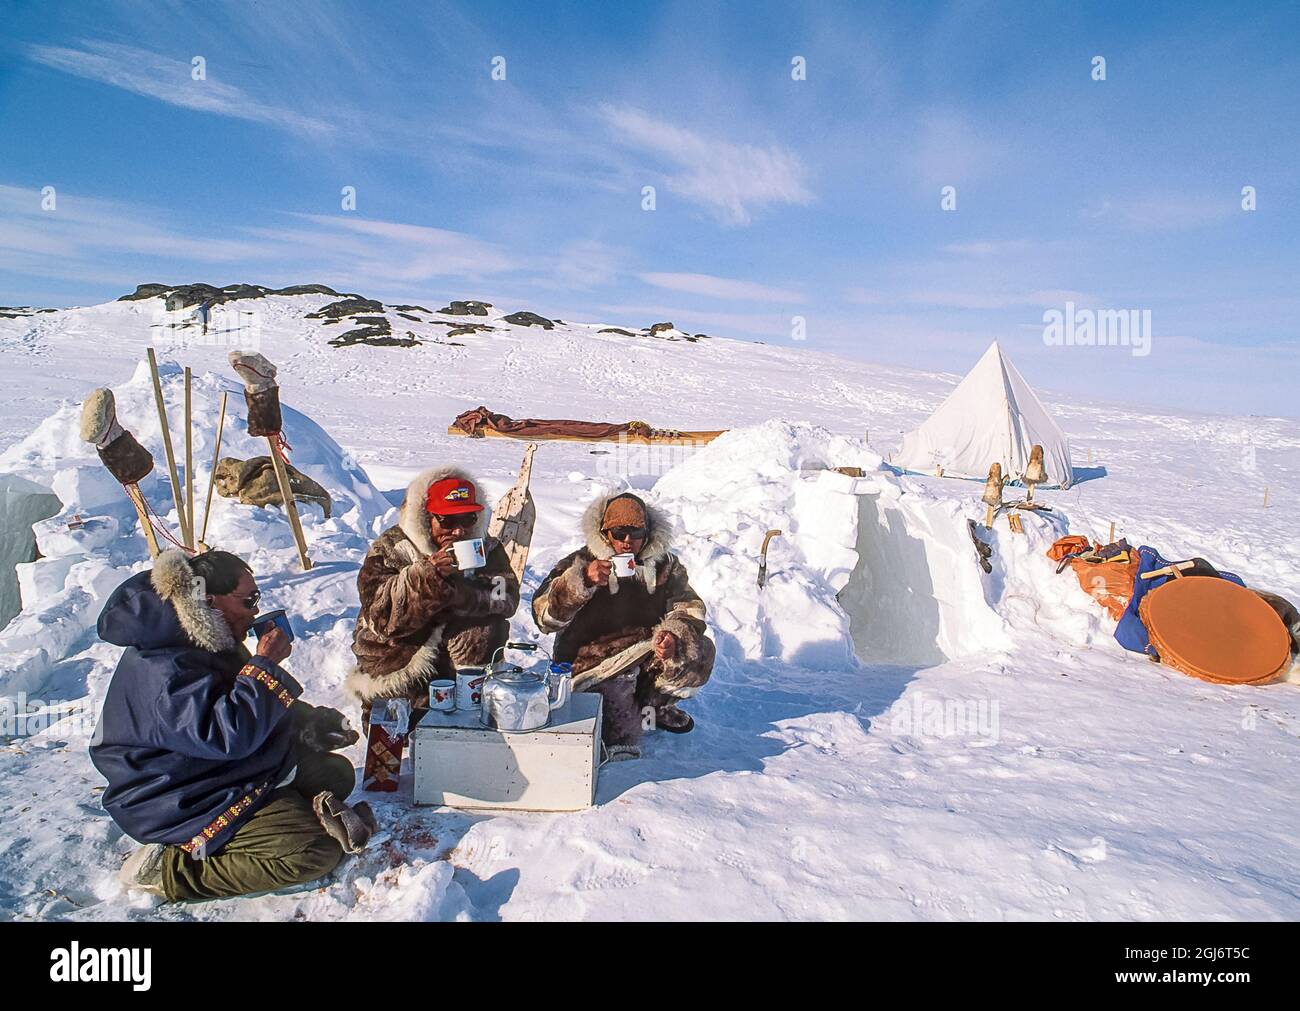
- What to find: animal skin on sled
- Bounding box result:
[448,406,726,445]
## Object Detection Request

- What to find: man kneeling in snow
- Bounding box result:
[91,550,373,902]
[348,468,520,727]
[532,492,714,759]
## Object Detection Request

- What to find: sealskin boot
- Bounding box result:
[312,791,378,854]
[119,843,167,896]
[655,703,695,734]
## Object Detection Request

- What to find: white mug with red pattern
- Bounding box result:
[430,679,456,712]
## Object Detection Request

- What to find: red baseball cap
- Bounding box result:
[426,476,484,515]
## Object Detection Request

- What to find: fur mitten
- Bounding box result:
[312,791,377,854]
[293,702,360,752]
[80,388,154,485]
[228,351,282,437]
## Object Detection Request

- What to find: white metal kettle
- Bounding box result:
[480,642,572,733]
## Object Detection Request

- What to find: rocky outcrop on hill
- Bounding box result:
[503,311,554,329]
[0,307,58,318]
[328,317,414,348]
[104,283,713,349]
[117,282,353,309]
[595,321,710,342]
[306,297,385,321]
[439,300,492,316]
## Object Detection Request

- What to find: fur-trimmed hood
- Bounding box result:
[397,465,490,555]
[98,549,238,655]
[580,493,675,593]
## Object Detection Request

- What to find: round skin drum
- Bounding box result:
[1139,576,1290,685]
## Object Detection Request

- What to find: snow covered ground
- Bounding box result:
[1,289,1297,921]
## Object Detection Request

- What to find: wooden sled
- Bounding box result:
[447,425,726,446]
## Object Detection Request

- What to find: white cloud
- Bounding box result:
[28,40,333,136]
[639,272,803,303]
[278,215,519,282]
[1080,195,1236,231]
[0,184,272,266]
[597,104,812,226]
[842,282,1094,311]
[941,240,1037,257]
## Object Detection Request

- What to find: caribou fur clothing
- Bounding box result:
[347,466,519,712]
[532,494,714,745]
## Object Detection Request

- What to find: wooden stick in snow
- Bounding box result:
[267,441,312,570]
[184,367,195,547]
[146,348,193,549]
[198,391,228,550]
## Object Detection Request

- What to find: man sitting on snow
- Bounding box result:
[91,549,373,902]
[532,492,714,759]
[348,468,519,728]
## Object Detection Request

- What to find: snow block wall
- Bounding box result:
[0,358,389,702]
[0,474,62,629]
[652,421,1012,671]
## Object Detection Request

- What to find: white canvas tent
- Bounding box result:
[894,342,1073,488]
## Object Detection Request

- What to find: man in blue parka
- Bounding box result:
[91,548,375,901]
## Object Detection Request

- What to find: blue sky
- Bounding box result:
[1,0,1297,416]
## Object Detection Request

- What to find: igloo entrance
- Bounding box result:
[837,492,1003,667]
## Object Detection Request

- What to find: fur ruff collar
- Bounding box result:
[150,549,238,653]
[397,465,491,555]
[580,494,675,593]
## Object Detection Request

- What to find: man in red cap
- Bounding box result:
[348,467,519,727]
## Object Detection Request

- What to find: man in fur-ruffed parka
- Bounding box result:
[348,467,519,725]
[532,492,714,757]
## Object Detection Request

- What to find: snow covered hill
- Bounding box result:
[1,285,1297,921]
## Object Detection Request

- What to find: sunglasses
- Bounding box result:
[235,590,261,610]
[431,513,476,530]
[604,526,647,542]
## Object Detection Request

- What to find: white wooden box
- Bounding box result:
[411,692,602,811]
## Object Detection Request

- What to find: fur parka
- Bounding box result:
[532,494,713,702]
[347,466,519,709]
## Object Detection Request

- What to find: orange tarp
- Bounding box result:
[1047,536,1139,621]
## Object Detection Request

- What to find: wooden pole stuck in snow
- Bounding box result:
[184,367,195,548]
[1264,487,1270,508]
[198,391,228,550]
[146,348,193,549]
[1108,521,1115,544]
[124,484,162,558]
[267,438,312,570]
